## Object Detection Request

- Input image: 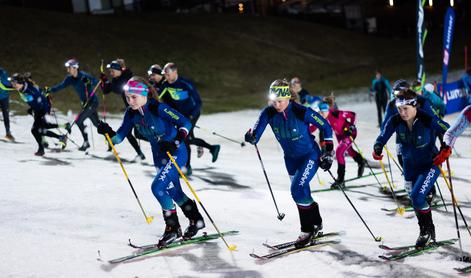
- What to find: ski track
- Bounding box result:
[0,100,470,278]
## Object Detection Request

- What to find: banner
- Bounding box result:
[441,7,456,99]
[437,80,469,115]
[416,0,425,82]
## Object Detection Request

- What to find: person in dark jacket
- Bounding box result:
[101,59,145,160]
[0,66,14,141]
[370,70,392,127]
[48,59,102,151]
[10,73,67,156]
[159,62,220,175]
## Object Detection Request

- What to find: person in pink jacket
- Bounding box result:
[311,101,366,189]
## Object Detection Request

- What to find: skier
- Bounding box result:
[148,64,164,91]
[290,77,311,105]
[0,66,14,141]
[101,59,145,160]
[244,79,334,248]
[159,62,220,175]
[9,73,67,156]
[314,102,366,189]
[47,58,102,151]
[372,87,450,249]
[97,76,205,247]
[441,104,471,151]
[370,70,392,127]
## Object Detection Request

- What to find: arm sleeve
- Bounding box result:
[305,108,333,142]
[50,76,72,93]
[252,108,270,144]
[187,82,202,117]
[375,116,396,147]
[157,103,192,134]
[431,115,450,137]
[113,110,134,145]
[444,111,469,147]
[381,102,395,130]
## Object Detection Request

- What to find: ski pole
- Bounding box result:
[379,160,404,215]
[67,80,102,131]
[434,181,448,212]
[327,169,382,242]
[387,150,394,186]
[438,165,471,238]
[254,144,285,221]
[166,152,237,251]
[349,136,385,191]
[195,125,245,147]
[105,133,154,224]
[47,92,80,148]
[444,159,464,260]
[99,59,107,123]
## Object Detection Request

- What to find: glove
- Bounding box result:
[344,125,356,136]
[99,73,108,83]
[433,145,452,166]
[175,128,188,144]
[160,141,177,154]
[27,108,33,115]
[97,121,116,137]
[372,143,383,160]
[81,76,91,85]
[244,129,256,145]
[319,150,334,171]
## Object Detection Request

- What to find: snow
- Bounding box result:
[1,98,471,278]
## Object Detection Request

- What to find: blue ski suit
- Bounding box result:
[375,111,449,211]
[111,98,192,210]
[251,101,333,206]
[159,77,202,120]
[50,71,99,105]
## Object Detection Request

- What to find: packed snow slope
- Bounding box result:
[1,98,471,278]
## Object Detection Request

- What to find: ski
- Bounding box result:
[378,238,457,261]
[312,172,383,193]
[381,203,452,213]
[128,230,239,250]
[455,265,471,273]
[263,231,343,250]
[108,230,239,264]
[250,239,340,260]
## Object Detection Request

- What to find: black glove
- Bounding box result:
[99,73,107,83]
[81,76,91,85]
[27,108,33,115]
[373,143,383,156]
[175,128,188,144]
[344,125,356,136]
[97,121,116,137]
[244,129,256,145]
[319,150,334,171]
[160,141,177,154]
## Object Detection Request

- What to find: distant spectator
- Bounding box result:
[461,67,471,104]
[415,82,446,118]
[370,70,391,127]
[0,66,14,141]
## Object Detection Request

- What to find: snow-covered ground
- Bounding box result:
[1,98,471,278]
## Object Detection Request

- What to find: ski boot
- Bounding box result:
[58,135,68,150]
[330,164,345,189]
[134,152,146,162]
[35,148,45,156]
[78,141,90,151]
[210,145,221,163]
[353,154,366,177]
[4,133,15,142]
[415,210,436,249]
[180,199,205,239]
[158,209,182,248]
[295,202,323,248]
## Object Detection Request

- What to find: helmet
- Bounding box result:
[8,73,26,84]
[147,64,162,76]
[64,58,79,68]
[268,79,291,100]
[107,60,122,71]
[392,79,411,96]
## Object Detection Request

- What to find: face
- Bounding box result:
[149,74,163,83]
[164,69,178,83]
[320,110,329,119]
[66,67,78,76]
[397,105,417,122]
[125,92,147,110]
[375,73,381,80]
[272,99,290,112]
[11,82,23,91]
[109,69,122,78]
